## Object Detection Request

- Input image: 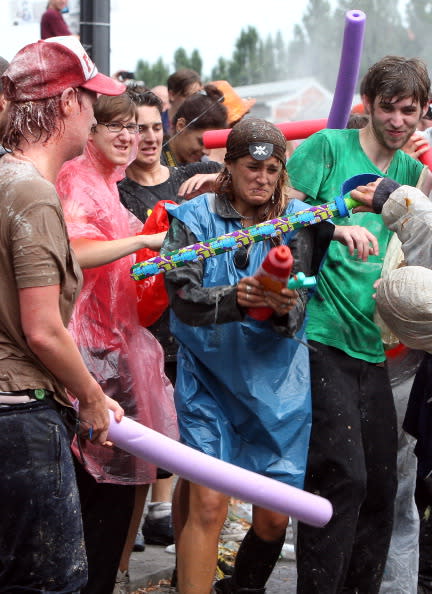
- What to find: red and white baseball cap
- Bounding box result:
[2,36,125,101]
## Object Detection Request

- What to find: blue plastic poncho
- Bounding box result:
[165,195,312,489]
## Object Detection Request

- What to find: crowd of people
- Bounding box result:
[1,15,432,594]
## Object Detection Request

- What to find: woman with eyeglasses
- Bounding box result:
[56,92,178,594]
[118,88,224,561]
[162,117,377,594]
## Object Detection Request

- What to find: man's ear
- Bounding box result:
[0,94,8,115]
[421,103,431,119]
[362,95,371,115]
[59,87,78,116]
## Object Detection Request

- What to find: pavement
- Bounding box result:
[129,543,176,592]
[127,515,298,593]
[128,545,297,593]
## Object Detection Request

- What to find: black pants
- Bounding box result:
[74,458,135,594]
[416,476,432,593]
[0,401,87,593]
[296,342,398,594]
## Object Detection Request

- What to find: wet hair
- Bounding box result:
[127,89,163,114]
[93,92,137,124]
[361,56,430,108]
[167,68,201,96]
[172,86,227,131]
[224,117,287,165]
[2,87,91,151]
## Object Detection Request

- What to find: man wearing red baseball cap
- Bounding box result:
[0,37,125,593]
[2,35,124,101]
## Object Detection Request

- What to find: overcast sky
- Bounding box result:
[109,0,409,76]
[2,0,409,77]
[110,0,309,75]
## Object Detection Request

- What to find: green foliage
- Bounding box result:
[403,0,432,64]
[334,0,407,86]
[134,48,203,87]
[135,58,170,89]
[134,1,429,91]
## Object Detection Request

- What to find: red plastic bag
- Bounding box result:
[135,200,176,327]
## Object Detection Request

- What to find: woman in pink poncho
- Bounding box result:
[56,92,178,594]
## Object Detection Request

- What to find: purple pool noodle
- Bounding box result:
[108,412,333,527]
[327,10,366,129]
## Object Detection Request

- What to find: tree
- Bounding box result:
[228,26,261,85]
[274,31,290,81]
[173,48,202,75]
[190,50,203,75]
[173,48,190,71]
[135,58,169,88]
[404,0,432,65]
[335,0,408,86]
[283,0,413,92]
[211,57,230,82]
[287,0,338,89]
[133,1,417,92]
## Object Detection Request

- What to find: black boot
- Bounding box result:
[214,576,265,593]
[222,526,284,593]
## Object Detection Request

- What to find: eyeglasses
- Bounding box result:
[98,122,139,134]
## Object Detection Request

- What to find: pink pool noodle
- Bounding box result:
[327,10,366,129]
[203,119,327,149]
[108,413,333,527]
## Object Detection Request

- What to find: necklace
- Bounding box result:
[231,205,254,222]
[380,157,393,174]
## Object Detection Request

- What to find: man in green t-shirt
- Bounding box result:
[287,56,432,594]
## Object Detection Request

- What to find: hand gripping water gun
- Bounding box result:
[247,245,293,321]
[130,174,380,282]
[247,245,316,320]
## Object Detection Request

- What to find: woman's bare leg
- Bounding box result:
[176,481,229,594]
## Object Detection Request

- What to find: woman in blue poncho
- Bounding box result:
[162,118,352,594]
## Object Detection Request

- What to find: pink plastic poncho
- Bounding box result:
[56,139,178,484]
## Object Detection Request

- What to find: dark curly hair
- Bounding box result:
[361,56,430,108]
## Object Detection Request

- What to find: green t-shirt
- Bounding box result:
[287,128,424,363]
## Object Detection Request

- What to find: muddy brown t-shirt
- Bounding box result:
[0,154,82,405]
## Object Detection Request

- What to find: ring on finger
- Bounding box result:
[246,285,252,294]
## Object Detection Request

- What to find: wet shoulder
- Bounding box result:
[0,157,57,211]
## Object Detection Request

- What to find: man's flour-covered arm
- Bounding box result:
[352,176,432,268]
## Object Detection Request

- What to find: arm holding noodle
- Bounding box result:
[71,232,166,269]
